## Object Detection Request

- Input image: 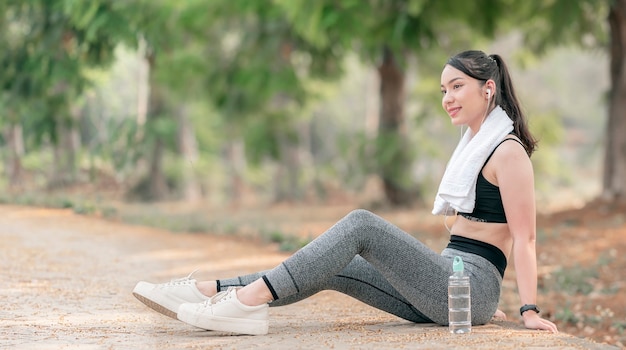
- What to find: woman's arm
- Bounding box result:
[494,141,558,332]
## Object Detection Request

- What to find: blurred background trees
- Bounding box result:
[0,0,622,208]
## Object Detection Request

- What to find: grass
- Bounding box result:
[549,264,598,295]
[260,228,312,252]
[545,251,615,296]
[547,252,620,329]
[554,302,581,324]
[112,202,313,251]
[1,190,315,252]
[118,211,216,234]
[613,321,626,334]
[0,192,117,217]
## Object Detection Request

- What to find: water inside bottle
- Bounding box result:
[448,283,471,334]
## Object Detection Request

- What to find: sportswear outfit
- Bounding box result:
[215,137,523,326]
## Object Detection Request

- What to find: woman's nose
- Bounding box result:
[442,91,453,105]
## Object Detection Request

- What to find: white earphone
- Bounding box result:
[486,88,492,98]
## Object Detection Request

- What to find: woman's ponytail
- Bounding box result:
[491,54,537,156]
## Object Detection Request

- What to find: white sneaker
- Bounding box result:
[132,271,210,319]
[177,287,269,335]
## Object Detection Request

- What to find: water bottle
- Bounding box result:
[448,256,471,334]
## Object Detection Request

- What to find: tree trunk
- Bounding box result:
[603,0,626,202]
[148,137,168,200]
[225,139,246,206]
[270,42,303,203]
[177,105,202,201]
[136,38,149,129]
[145,51,169,201]
[273,131,302,202]
[376,47,414,206]
[4,122,25,187]
[50,107,80,188]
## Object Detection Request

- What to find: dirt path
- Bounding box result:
[0,205,616,349]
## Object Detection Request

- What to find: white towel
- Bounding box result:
[432,106,514,216]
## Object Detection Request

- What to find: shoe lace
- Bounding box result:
[204,287,235,305]
[162,269,198,286]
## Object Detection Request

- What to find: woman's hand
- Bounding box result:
[523,312,558,333]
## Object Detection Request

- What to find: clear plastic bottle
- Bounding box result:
[448,256,471,334]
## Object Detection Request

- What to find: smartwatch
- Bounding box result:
[520,304,540,316]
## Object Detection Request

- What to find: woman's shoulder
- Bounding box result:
[496,135,527,158]
[485,136,532,173]
[491,136,534,179]
[483,135,533,185]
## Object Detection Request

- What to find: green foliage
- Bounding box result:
[0,0,615,205]
[545,252,615,297]
[550,264,598,295]
[277,0,508,64]
[528,110,567,191]
[0,0,136,188]
[335,131,378,190]
[375,131,415,189]
[3,0,128,94]
[244,118,281,164]
[273,0,364,50]
[119,210,215,234]
[521,0,610,52]
[614,321,626,334]
[554,302,581,324]
[260,228,311,252]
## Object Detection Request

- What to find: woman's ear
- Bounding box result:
[485,79,496,97]
[485,80,496,99]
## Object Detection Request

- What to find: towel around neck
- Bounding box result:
[432,106,514,216]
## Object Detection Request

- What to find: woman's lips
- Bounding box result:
[447,107,461,117]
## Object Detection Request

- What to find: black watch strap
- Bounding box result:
[520,304,540,316]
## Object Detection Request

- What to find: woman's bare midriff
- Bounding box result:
[450,215,513,260]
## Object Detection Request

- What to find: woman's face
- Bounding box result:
[440,65,489,131]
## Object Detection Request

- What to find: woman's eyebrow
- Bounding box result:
[440,77,463,88]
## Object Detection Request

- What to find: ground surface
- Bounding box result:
[0,203,622,349]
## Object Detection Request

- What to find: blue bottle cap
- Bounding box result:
[453,256,464,273]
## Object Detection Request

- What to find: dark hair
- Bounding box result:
[446,50,537,156]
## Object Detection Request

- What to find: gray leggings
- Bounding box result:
[217,209,502,325]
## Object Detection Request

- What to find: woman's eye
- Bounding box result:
[453,84,462,89]
[441,90,446,95]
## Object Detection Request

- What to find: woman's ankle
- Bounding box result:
[196,281,217,297]
[235,280,274,307]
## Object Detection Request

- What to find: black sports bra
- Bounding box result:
[457,138,525,223]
